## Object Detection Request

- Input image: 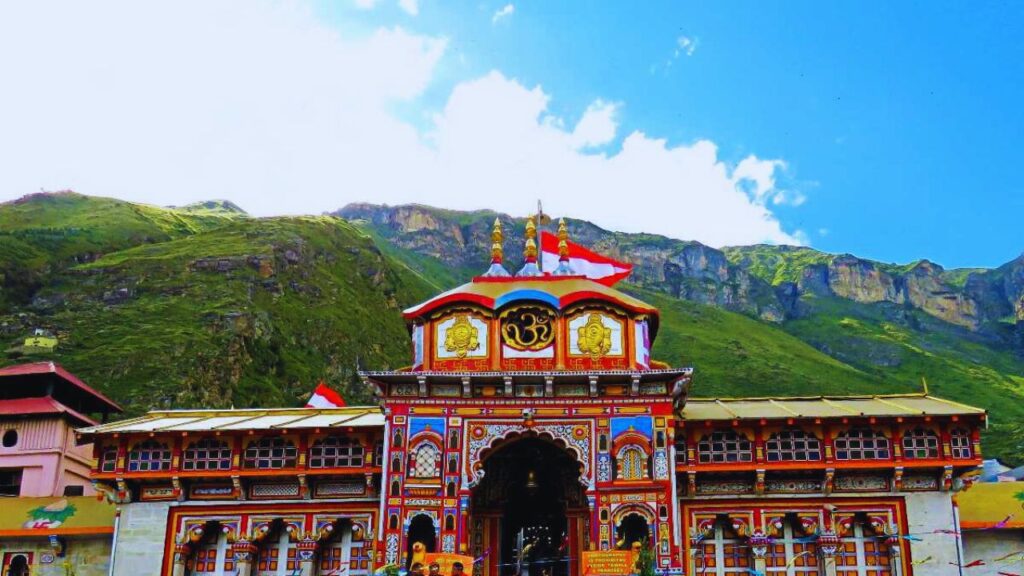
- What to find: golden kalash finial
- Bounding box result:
[517,215,542,277]
[482,217,510,277]
[552,217,576,276]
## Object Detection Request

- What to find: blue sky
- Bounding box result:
[1,1,1020,268]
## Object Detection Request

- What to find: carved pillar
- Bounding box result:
[817,531,840,576]
[297,536,319,576]
[232,539,258,576]
[171,543,190,576]
[749,531,770,575]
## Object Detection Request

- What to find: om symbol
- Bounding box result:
[501,306,555,351]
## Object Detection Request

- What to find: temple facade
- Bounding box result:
[77,218,987,576]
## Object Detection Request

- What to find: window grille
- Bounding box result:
[834,429,890,460]
[243,437,297,470]
[309,436,364,468]
[409,442,441,478]
[950,428,973,459]
[127,439,171,472]
[616,445,648,480]
[99,445,118,473]
[901,428,939,459]
[697,431,753,464]
[183,438,232,471]
[766,430,822,462]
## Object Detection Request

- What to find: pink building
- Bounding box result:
[0,361,121,497]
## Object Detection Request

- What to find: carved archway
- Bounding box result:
[464,420,593,488]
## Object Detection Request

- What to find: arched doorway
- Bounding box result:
[615,513,651,550]
[406,514,437,569]
[6,555,29,576]
[471,436,587,576]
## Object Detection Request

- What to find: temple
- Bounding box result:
[76,216,988,576]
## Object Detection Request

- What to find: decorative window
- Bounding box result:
[127,439,171,472]
[192,532,235,576]
[256,530,298,576]
[695,518,751,575]
[318,523,354,574]
[99,445,119,473]
[901,428,939,459]
[243,437,297,470]
[835,517,892,576]
[309,436,364,468]
[697,431,753,464]
[766,430,822,462]
[615,445,649,480]
[765,517,818,575]
[674,436,687,464]
[183,438,232,471]
[950,428,973,459]
[834,429,890,461]
[409,441,441,479]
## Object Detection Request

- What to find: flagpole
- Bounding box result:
[537,199,544,272]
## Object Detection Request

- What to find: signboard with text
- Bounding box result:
[581,550,636,576]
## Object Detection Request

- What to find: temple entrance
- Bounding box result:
[406,514,437,570]
[470,436,588,576]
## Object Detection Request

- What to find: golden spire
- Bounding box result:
[491,217,504,264]
[524,216,538,262]
[557,218,570,261]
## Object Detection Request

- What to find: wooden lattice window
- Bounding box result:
[192,532,235,576]
[127,439,171,472]
[697,431,753,464]
[835,518,892,576]
[309,436,364,468]
[99,444,118,473]
[243,437,297,469]
[950,428,973,459]
[695,518,752,575]
[766,430,822,462]
[409,441,441,479]
[256,531,298,575]
[615,445,649,480]
[834,429,890,460]
[901,427,939,459]
[764,517,818,575]
[183,438,232,471]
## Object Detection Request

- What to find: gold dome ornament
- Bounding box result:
[577,313,612,358]
[482,217,511,277]
[517,216,542,277]
[551,218,576,276]
[444,315,480,358]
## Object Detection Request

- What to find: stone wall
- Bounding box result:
[110,501,172,576]
[962,529,1024,576]
[0,535,110,576]
[903,491,959,575]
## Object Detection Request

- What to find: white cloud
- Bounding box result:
[676,35,698,57]
[0,1,803,248]
[492,4,514,23]
[398,0,418,16]
[571,100,618,149]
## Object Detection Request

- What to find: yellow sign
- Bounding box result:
[581,550,635,576]
[421,553,474,575]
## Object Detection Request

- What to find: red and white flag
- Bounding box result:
[305,381,346,408]
[540,231,633,286]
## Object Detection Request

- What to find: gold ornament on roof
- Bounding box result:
[558,218,570,260]
[577,313,612,358]
[444,314,480,358]
[524,217,538,260]
[491,218,504,264]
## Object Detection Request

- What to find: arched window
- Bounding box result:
[99,444,118,473]
[950,428,973,459]
[445,514,456,531]
[695,517,751,576]
[615,445,649,480]
[243,437,297,469]
[902,427,939,459]
[309,436,364,468]
[766,430,822,462]
[834,429,890,460]
[697,431,753,464]
[127,439,171,472]
[183,438,232,471]
[409,442,441,479]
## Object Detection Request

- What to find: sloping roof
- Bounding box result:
[956,481,1024,529]
[402,276,658,320]
[77,406,384,438]
[681,394,986,421]
[0,361,122,413]
[0,397,96,426]
[0,496,116,537]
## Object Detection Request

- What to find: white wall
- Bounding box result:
[111,501,172,576]
[902,491,959,575]
[962,530,1024,576]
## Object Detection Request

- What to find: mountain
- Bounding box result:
[1,193,1022,463]
[337,203,1024,462]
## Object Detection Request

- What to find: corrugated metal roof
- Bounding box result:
[0,397,97,426]
[681,394,985,421]
[77,406,383,436]
[0,361,122,413]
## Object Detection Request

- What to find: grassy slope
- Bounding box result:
[2,202,435,415]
